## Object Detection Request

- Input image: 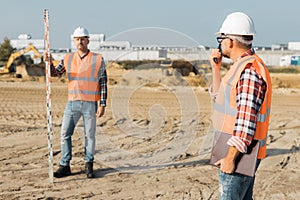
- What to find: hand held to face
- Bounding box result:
[210,45,222,71]
[214,44,222,63]
[43,52,53,65]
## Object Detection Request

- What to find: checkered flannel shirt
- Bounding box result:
[227,49,267,153]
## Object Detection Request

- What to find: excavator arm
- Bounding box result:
[1,44,42,73]
[1,44,61,76]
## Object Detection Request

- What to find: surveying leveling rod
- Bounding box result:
[44,9,54,184]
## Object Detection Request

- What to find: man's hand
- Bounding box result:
[215,158,236,174]
[43,52,53,65]
[96,106,105,118]
[215,146,240,174]
[210,48,222,71]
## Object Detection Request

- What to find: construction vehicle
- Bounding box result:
[0,44,59,78]
[0,44,42,74]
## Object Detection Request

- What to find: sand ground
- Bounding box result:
[0,68,299,200]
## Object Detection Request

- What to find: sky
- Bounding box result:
[1,0,300,49]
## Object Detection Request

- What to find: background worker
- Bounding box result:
[210,12,272,199]
[45,26,107,178]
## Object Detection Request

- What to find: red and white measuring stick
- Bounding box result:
[44,9,54,184]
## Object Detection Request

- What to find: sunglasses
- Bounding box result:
[216,36,233,44]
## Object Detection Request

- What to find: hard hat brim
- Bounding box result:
[214,31,255,36]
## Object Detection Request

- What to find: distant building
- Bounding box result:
[271,44,288,51]
[9,32,300,66]
[288,42,300,51]
[99,41,131,50]
[10,34,44,50]
[9,34,72,62]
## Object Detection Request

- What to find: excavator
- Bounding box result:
[0,44,59,78]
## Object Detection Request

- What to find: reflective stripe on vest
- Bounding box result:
[67,53,74,80]
[213,56,271,123]
[259,137,267,147]
[257,95,271,122]
[212,55,272,159]
[214,56,254,117]
[65,52,102,101]
[67,53,99,82]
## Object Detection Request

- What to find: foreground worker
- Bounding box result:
[210,12,272,199]
[45,26,107,178]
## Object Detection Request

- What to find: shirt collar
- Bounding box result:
[77,49,90,60]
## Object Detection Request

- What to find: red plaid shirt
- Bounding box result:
[227,49,267,153]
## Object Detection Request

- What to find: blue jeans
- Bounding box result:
[59,101,97,166]
[218,160,261,200]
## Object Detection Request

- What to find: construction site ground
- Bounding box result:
[0,66,300,199]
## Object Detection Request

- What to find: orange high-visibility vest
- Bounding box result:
[212,54,272,159]
[64,51,103,101]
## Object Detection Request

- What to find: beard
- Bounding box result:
[77,44,87,51]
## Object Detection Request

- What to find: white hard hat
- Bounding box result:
[217,12,256,36]
[73,26,89,38]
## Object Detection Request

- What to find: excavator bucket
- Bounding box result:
[15,64,28,78]
[16,63,45,78]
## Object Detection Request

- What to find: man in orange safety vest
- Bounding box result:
[45,26,107,179]
[210,12,272,199]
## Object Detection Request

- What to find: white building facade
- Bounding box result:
[9,33,300,66]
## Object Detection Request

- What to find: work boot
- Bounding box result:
[53,165,71,178]
[85,162,95,178]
